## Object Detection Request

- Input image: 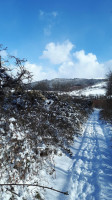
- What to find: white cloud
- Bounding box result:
[22,41,112,81]
[74,50,97,64]
[39,10,58,36]
[55,50,106,79]
[59,61,76,78]
[41,41,106,79]
[6,41,111,81]
[39,10,58,18]
[103,60,112,74]
[24,56,111,82]
[44,25,52,36]
[41,40,74,64]
[24,62,46,81]
[72,50,105,78]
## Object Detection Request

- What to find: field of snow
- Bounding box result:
[69,82,107,97]
[45,109,112,200]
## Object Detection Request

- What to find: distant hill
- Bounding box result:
[26,78,107,92]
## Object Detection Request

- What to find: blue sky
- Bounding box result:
[1,0,112,80]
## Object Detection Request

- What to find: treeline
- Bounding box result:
[27,78,106,92]
[30,80,84,92]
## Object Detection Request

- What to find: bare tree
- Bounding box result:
[106,71,112,97]
[0,45,32,95]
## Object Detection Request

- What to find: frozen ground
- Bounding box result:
[45,109,112,200]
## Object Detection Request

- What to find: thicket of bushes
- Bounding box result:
[99,99,112,123]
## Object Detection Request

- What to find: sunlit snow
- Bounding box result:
[45,109,112,200]
[69,82,106,97]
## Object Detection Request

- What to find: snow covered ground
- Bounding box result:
[45,109,112,200]
[69,82,107,97]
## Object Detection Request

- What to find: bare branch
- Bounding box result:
[6,188,20,197]
[0,183,69,195]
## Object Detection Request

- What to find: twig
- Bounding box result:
[6,188,20,197]
[0,183,69,195]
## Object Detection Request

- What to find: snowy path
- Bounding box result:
[45,109,112,200]
[68,109,112,200]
